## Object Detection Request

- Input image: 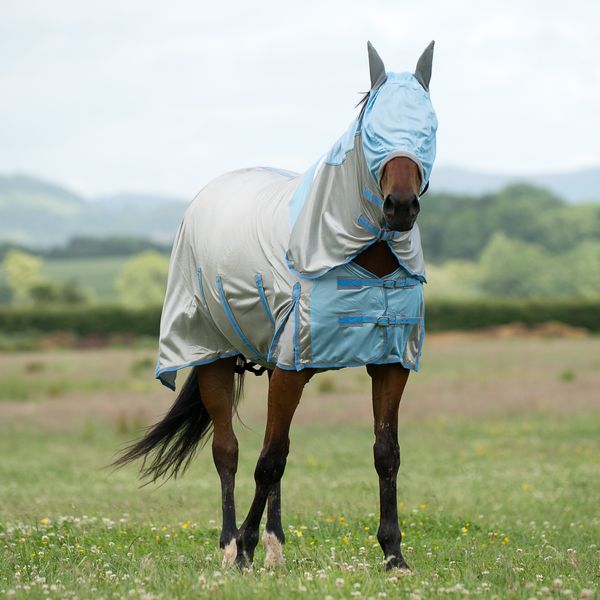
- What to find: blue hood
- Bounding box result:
[361,72,437,194]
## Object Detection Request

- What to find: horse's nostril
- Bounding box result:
[411,198,420,217]
[383,195,395,218]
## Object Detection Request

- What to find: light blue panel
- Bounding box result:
[323,120,360,166]
[309,263,387,365]
[384,278,424,360]
[309,261,424,367]
[289,160,320,228]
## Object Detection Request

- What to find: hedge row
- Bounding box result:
[424,300,600,332]
[0,305,162,336]
[0,300,598,336]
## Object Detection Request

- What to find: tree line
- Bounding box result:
[1,183,599,305]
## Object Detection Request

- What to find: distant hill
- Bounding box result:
[2,167,599,247]
[431,166,600,203]
[0,174,187,247]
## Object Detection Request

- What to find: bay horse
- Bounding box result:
[115,41,437,572]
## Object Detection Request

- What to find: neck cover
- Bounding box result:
[286,70,437,280]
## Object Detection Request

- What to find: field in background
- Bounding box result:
[1,336,598,598]
[2,255,483,304]
[0,256,131,303]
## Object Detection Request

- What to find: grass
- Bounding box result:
[0,338,599,598]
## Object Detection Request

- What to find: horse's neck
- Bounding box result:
[354,242,399,277]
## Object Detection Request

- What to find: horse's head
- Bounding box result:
[361,42,437,231]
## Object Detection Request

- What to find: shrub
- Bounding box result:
[0,300,598,338]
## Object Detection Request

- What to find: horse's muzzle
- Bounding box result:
[383,193,420,231]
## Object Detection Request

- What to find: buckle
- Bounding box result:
[383,280,395,288]
[376,316,390,326]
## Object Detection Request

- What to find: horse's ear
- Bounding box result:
[367,41,387,91]
[414,40,435,91]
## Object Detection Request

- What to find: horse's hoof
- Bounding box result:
[234,541,254,571]
[234,552,253,571]
[385,555,412,572]
[262,530,285,568]
[221,538,237,568]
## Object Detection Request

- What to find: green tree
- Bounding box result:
[567,241,600,299]
[115,251,169,307]
[425,260,483,299]
[29,279,90,305]
[1,250,44,305]
[478,233,560,299]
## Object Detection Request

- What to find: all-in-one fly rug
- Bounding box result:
[156,44,436,388]
[117,41,438,572]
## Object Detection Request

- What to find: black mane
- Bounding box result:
[356,91,370,120]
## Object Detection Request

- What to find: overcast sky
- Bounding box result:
[1,0,599,198]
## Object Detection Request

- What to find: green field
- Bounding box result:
[1,336,599,598]
[0,256,131,303]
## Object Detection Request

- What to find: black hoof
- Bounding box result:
[234,550,253,570]
[235,535,254,570]
[385,555,411,572]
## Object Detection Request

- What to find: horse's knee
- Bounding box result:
[373,431,400,480]
[254,443,288,487]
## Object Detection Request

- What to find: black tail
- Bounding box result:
[113,365,244,483]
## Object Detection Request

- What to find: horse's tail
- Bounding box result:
[113,365,244,483]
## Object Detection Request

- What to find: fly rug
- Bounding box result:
[116,41,438,572]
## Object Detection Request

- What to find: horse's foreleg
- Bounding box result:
[262,369,285,567]
[196,358,239,567]
[236,367,313,568]
[263,481,285,567]
[367,363,411,571]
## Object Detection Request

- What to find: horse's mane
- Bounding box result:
[356,91,370,120]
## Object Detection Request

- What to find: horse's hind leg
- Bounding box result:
[195,357,239,567]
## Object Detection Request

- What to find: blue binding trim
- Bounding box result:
[259,166,297,179]
[338,315,422,327]
[156,352,241,391]
[292,283,301,368]
[196,268,208,304]
[363,186,383,207]
[266,302,294,364]
[255,273,276,327]
[414,292,426,371]
[216,276,260,360]
[357,214,399,241]
[276,356,419,372]
[337,277,418,289]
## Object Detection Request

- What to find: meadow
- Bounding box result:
[0,256,130,304]
[0,335,598,599]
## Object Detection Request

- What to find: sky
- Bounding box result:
[1,0,599,198]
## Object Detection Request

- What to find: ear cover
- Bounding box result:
[367,41,387,91]
[414,40,435,91]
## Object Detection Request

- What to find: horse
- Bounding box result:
[115,41,437,572]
